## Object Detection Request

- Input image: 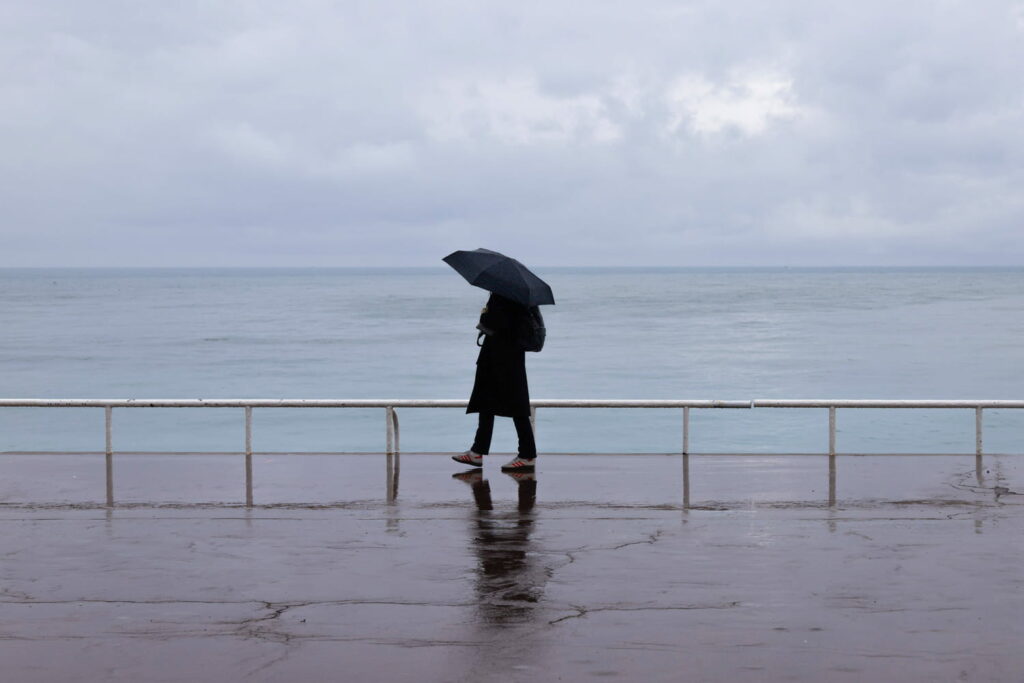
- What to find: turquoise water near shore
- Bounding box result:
[2,267,1023,454]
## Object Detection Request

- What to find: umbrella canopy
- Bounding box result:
[443,248,555,306]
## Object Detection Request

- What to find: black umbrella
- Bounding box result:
[443,248,555,307]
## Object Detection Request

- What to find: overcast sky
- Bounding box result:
[2,1,1022,267]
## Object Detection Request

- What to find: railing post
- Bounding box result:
[386,406,395,455]
[975,407,983,456]
[104,406,113,507]
[975,407,984,485]
[530,406,537,436]
[245,407,253,507]
[386,451,400,504]
[385,408,400,501]
[392,408,400,454]
[827,406,837,506]
[682,407,690,455]
[828,406,836,456]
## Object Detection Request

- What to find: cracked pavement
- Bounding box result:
[0,453,1022,681]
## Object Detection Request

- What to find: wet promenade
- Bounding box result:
[1,453,1022,681]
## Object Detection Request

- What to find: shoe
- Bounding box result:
[452,450,483,467]
[500,457,536,472]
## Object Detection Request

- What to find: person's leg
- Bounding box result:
[472,413,496,455]
[512,415,537,460]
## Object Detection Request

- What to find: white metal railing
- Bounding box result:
[2,398,1022,507]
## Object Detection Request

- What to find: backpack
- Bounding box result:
[517,306,546,352]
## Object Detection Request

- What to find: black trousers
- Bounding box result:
[472,413,537,459]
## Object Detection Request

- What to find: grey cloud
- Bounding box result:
[1,1,1023,266]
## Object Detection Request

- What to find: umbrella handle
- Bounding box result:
[476,322,494,347]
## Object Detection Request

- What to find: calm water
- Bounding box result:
[2,267,1023,454]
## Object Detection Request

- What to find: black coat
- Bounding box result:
[467,294,531,417]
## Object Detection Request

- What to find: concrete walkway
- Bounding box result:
[0,453,1021,681]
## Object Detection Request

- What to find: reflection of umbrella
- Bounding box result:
[443,248,555,307]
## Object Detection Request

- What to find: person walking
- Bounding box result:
[453,292,538,472]
[443,248,553,472]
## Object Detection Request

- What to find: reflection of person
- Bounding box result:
[453,293,537,472]
[453,470,542,627]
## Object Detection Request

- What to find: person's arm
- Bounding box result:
[478,295,517,339]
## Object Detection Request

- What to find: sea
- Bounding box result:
[2,267,1023,455]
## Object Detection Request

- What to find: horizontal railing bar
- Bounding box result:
[2,398,1024,409]
[536,400,755,408]
[753,399,1024,409]
[0,399,465,408]
[0,398,756,408]
[1,450,1017,457]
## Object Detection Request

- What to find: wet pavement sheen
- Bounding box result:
[0,453,1022,681]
